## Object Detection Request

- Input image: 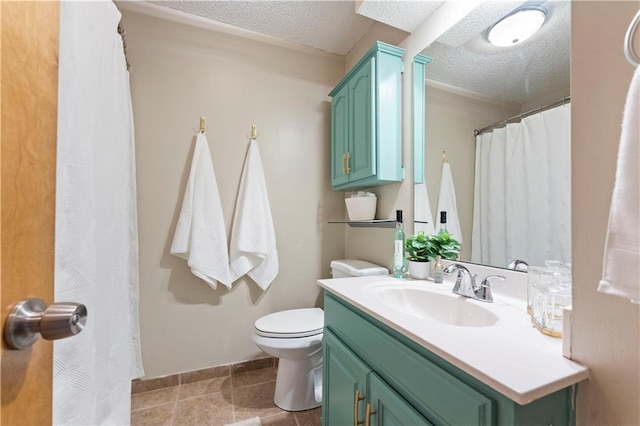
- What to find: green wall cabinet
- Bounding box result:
[322,293,577,425]
[329,42,404,191]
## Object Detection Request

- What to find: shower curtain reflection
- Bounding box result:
[471,104,571,268]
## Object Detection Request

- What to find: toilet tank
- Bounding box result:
[330,259,389,278]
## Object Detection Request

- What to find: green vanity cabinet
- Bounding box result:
[329,42,404,191]
[322,293,576,426]
[323,329,431,426]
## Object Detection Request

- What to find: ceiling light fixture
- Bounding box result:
[488,8,546,47]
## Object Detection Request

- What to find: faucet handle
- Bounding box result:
[443,263,470,276]
[477,275,506,303]
[482,275,506,287]
[443,264,458,276]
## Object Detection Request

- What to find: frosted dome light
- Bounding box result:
[488,8,546,47]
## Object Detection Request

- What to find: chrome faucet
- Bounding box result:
[507,259,529,271]
[443,263,505,303]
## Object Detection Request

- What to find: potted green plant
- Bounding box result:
[405,231,460,279]
[404,231,434,279]
[429,231,461,261]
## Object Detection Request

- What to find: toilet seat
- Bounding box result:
[255,308,324,338]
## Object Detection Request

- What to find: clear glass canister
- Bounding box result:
[530,270,572,337]
[526,266,546,314]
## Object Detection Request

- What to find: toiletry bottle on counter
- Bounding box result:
[434,255,444,284]
[393,210,406,278]
[438,211,448,236]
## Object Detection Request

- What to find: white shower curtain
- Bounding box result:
[471,104,571,267]
[53,1,144,424]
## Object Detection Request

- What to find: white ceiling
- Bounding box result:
[144,0,570,105]
[148,0,377,55]
[422,0,570,105]
[356,1,443,33]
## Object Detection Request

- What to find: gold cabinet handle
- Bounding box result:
[345,151,351,173]
[354,389,365,426]
[365,402,376,426]
[342,153,347,175]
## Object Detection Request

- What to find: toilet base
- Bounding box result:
[273,353,322,411]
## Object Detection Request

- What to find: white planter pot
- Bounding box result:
[408,260,431,280]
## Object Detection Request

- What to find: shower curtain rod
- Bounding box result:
[474,96,571,136]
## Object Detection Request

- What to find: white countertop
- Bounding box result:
[317,275,589,405]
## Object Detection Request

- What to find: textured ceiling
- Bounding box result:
[356,0,443,33]
[437,1,526,47]
[144,0,570,105]
[148,0,375,55]
[422,0,570,105]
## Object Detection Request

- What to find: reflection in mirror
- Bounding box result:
[414,0,571,269]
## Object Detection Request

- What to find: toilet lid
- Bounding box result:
[254,308,324,338]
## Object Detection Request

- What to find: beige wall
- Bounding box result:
[122,10,346,378]
[424,84,519,260]
[572,2,640,425]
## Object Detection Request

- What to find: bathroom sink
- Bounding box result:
[370,284,499,327]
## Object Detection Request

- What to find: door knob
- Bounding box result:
[3,298,87,350]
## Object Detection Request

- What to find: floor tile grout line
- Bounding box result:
[230,372,237,423]
[233,377,277,392]
[170,397,178,426]
[131,400,176,413]
[233,379,276,390]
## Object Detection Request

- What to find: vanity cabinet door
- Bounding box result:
[367,372,433,426]
[331,84,349,188]
[323,330,370,426]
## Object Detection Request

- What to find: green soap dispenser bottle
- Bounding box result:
[393,210,406,278]
[439,211,448,236]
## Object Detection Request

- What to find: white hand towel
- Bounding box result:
[414,182,435,235]
[436,162,463,243]
[598,66,640,304]
[171,133,231,289]
[230,139,279,290]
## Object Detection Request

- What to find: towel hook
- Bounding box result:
[247,124,259,140]
[442,150,447,163]
[199,116,207,134]
[624,10,640,67]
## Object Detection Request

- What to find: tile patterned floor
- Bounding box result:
[131,365,322,426]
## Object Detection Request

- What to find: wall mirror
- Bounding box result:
[414,0,571,269]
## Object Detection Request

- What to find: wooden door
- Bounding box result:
[1,1,59,425]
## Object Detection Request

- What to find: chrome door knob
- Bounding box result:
[3,298,87,350]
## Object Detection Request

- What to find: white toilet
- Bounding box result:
[251,259,388,411]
